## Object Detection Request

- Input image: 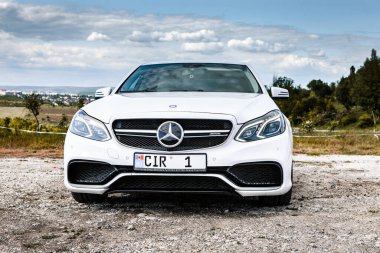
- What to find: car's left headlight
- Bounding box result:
[235,110,286,142]
[69,110,111,141]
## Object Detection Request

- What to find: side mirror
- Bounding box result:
[95,87,113,100]
[271,87,289,99]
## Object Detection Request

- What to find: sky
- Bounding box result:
[0,0,380,87]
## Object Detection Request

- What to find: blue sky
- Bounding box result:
[1,0,380,87]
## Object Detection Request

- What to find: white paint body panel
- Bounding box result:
[64,64,293,197]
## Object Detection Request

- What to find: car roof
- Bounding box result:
[140,61,248,66]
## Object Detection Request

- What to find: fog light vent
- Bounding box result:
[227,163,282,187]
[68,161,117,184]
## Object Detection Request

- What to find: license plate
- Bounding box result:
[134,153,206,172]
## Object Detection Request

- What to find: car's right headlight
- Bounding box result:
[235,110,286,142]
[69,110,111,141]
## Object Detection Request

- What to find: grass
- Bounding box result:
[0,107,28,118]
[0,105,77,124]
[39,105,77,123]
[294,134,380,155]
[0,130,65,158]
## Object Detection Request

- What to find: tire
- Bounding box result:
[259,188,292,206]
[71,192,106,203]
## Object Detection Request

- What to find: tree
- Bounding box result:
[77,97,85,109]
[336,76,353,109]
[272,76,297,116]
[272,76,295,90]
[58,114,68,128]
[336,66,356,109]
[307,79,332,97]
[24,93,43,131]
[351,49,380,114]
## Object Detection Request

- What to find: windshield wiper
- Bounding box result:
[169,89,204,92]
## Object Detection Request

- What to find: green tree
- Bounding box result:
[24,93,43,131]
[272,76,295,90]
[307,79,332,97]
[77,97,85,109]
[351,49,380,114]
[272,76,305,117]
[336,66,355,109]
[336,77,352,109]
[58,114,68,128]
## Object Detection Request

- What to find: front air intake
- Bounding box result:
[227,163,283,187]
[68,161,117,184]
[109,176,234,192]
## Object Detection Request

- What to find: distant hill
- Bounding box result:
[0,86,107,96]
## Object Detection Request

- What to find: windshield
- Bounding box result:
[117,63,262,93]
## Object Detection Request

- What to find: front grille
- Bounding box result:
[113,119,233,151]
[227,163,282,187]
[109,176,233,192]
[68,161,117,184]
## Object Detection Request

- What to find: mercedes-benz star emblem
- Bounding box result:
[157,121,184,148]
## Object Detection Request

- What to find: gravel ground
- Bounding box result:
[0,155,379,253]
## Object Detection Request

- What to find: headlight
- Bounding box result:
[235,110,286,142]
[69,110,111,141]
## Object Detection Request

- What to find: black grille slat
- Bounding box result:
[113,119,232,131]
[110,176,233,191]
[113,119,232,151]
[117,135,228,151]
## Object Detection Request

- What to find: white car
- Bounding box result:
[64,62,293,206]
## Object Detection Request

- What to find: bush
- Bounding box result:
[306,111,330,126]
[356,113,373,128]
[0,117,68,133]
[0,117,11,128]
[329,121,339,131]
[339,114,357,126]
[300,120,314,133]
[8,117,37,131]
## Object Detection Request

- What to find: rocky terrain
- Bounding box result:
[0,155,379,252]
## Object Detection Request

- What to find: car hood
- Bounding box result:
[83,92,279,124]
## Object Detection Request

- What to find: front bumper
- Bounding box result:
[64,117,293,197]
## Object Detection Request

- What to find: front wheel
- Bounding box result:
[71,192,106,203]
[259,188,292,206]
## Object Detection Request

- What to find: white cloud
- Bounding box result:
[129,31,153,42]
[129,29,218,43]
[309,49,326,58]
[181,42,224,53]
[157,29,218,42]
[86,32,110,41]
[275,54,345,74]
[277,54,315,68]
[0,1,13,9]
[309,34,319,39]
[0,30,13,40]
[227,37,294,53]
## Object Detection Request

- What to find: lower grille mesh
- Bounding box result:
[68,161,117,184]
[110,176,233,191]
[227,163,282,186]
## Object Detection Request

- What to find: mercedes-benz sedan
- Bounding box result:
[64,62,293,206]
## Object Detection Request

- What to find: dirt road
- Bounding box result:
[0,155,379,252]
